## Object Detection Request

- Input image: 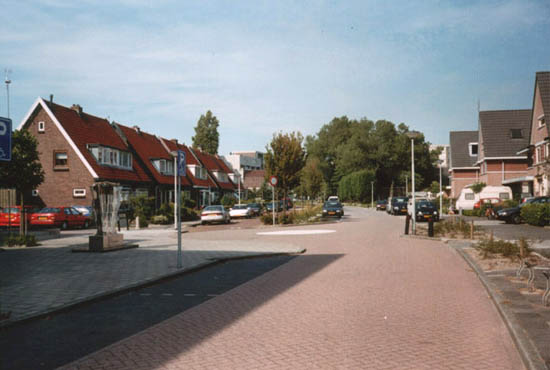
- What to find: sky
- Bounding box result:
[1,0,549,155]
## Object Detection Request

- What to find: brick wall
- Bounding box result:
[27,107,95,207]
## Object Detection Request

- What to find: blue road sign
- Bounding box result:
[177,150,186,176]
[0,117,12,162]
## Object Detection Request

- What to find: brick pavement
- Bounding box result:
[0,228,304,326]
[60,208,524,369]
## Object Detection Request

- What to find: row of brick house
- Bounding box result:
[449,71,550,200]
[17,97,241,209]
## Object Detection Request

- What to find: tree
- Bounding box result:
[192,110,219,154]
[301,157,324,203]
[0,130,45,235]
[264,131,305,211]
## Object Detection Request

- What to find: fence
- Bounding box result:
[0,189,17,208]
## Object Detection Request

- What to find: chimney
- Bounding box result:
[49,94,53,103]
[71,104,83,116]
[133,125,140,134]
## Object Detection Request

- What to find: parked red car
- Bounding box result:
[473,198,500,209]
[0,206,37,228]
[30,206,91,229]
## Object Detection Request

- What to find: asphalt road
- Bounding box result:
[0,255,296,370]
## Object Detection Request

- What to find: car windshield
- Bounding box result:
[38,207,60,213]
[204,206,223,212]
[325,201,340,207]
[233,205,248,209]
[417,201,434,208]
[248,203,259,208]
[1,207,20,214]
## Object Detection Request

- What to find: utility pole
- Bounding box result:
[5,69,11,118]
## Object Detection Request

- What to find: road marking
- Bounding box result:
[139,293,151,296]
[207,294,218,297]
[256,230,336,236]
[161,293,173,296]
[184,294,196,297]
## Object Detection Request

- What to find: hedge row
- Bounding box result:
[337,169,375,203]
[520,203,550,226]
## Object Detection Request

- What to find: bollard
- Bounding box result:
[470,220,474,239]
[135,216,140,230]
[428,217,434,237]
[405,214,410,235]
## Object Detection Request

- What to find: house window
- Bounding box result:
[499,192,510,200]
[54,151,68,169]
[510,129,523,139]
[465,193,475,200]
[537,146,542,164]
[38,121,45,133]
[539,115,546,128]
[73,188,86,198]
[469,143,478,156]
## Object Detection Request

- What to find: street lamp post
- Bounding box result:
[438,159,443,214]
[406,131,422,235]
[371,181,374,208]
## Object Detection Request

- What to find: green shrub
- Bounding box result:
[520,203,550,226]
[434,218,479,238]
[338,169,376,203]
[181,207,199,221]
[471,182,486,194]
[129,195,155,220]
[221,194,236,208]
[260,205,322,225]
[475,237,526,259]
[462,209,481,217]
[150,215,170,224]
[5,234,38,247]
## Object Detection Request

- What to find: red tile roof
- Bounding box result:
[46,101,151,183]
[161,139,217,189]
[118,124,191,186]
[191,149,236,191]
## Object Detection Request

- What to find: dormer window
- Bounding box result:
[88,145,132,170]
[469,142,478,157]
[152,158,174,175]
[510,129,523,139]
[539,115,546,128]
[214,170,228,183]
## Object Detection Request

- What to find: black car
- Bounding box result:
[391,201,408,215]
[413,201,439,222]
[376,200,387,211]
[246,203,262,216]
[496,196,550,224]
[388,197,409,215]
[322,200,344,218]
[265,201,283,213]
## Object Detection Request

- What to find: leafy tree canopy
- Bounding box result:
[192,110,219,154]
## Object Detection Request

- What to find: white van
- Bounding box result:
[456,185,512,211]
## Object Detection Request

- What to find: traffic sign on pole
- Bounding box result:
[0,117,12,162]
[177,150,186,177]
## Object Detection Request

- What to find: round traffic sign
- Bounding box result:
[269,175,278,187]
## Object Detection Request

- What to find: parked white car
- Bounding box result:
[229,204,253,218]
[200,205,230,225]
[455,185,512,211]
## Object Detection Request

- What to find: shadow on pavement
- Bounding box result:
[1,253,343,370]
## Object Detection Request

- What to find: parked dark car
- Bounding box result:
[496,196,550,224]
[265,201,283,213]
[322,200,344,218]
[376,200,387,211]
[246,203,262,216]
[388,197,408,215]
[413,200,439,222]
[391,200,408,215]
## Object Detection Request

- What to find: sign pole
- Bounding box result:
[272,184,275,226]
[176,150,186,269]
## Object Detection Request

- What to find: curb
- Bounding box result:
[0,248,306,329]
[452,243,547,370]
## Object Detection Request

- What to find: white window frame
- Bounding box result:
[537,146,542,164]
[538,114,546,128]
[38,121,45,132]
[469,142,478,157]
[73,188,86,198]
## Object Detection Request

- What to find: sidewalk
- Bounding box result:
[0,227,304,327]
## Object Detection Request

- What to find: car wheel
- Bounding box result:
[83,220,89,229]
[201,221,206,225]
[61,221,68,230]
[512,215,521,224]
